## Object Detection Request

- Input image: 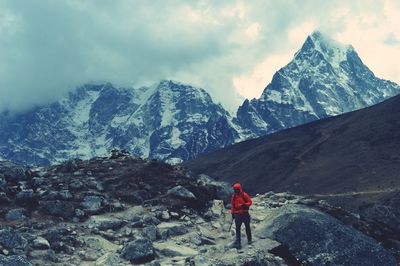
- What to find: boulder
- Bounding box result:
[153,242,199,257]
[0,229,28,250]
[142,225,158,241]
[0,161,27,182]
[157,222,188,239]
[256,204,397,266]
[120,238,155,263]
[95,252,121,266]
[32,237,50,250]
[81,196,102,214]
[0,176,6,188]
[38,200,75,219]
[0,192,10,204]
[196,174,231,201]
[167,186,196,200]
[16,189,34,201]
[86,216,125,231]
[142,214,161,226]
[0,255,32,266]
[5,208,26,221]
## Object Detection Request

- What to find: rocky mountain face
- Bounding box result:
[0,81,240,165]
[0,152,398,265]
[1,31,399,166]
[235,31,400,137]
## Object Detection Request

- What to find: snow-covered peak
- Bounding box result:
[309,31,350,50]
[297,31,352,69]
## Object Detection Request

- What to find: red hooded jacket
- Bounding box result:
[230,183,252,214]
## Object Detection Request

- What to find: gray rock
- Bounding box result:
[82,195,102,214]
[32,237,50,250]
[16,189,34,200]
[69,180,84,190]
[0,176,6,188]
[86,216,125,231]
[197,174,231,201]
[29,249,58,262]
[145,261,161,266]
[142,225,158,241]
[120,238,155,263]
[39,200,75,219]
[154,242,199,257]
[157,222,188,239]
[80,250,99,261]
[5,208,26,221]
[142,214,161,226]
[167,185,196,200]
[95,252,121,266]
[0,229,28,250]
[0,162,27,182]
[31,177,46,187]
[0,255,32,266]
[59,190,73,200]
[256,204,397,266]
[75,208,85,218]
[0,192,10,204]
[129,191,144,204]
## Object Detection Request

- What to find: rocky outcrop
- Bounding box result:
[256,204,396,265]
[0,154,398,265]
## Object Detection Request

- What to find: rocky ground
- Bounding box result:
[0,151,398,265]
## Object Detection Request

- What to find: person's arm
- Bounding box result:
[242,193,252,208]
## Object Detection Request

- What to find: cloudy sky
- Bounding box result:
[1,0,399,112]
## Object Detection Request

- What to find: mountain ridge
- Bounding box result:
[1,31,400,165]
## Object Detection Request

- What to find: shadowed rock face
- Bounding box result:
[256,204,396,266]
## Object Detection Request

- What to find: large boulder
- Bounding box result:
[120,238,155,263]
[167,186,196,200]
[256,204,396,266]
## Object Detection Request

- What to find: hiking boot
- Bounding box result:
[229,241,241,249]
[248,240,253,245]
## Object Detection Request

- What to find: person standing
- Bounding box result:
[230,183,252,249]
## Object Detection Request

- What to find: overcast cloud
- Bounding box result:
[0,0,399,112]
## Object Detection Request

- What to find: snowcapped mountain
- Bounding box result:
[0,80,240,165]
[1,31,400,166]
[235,31,400,137]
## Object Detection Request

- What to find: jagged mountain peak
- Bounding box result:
[309,30,350,49]
[236,30,400,138]
[156,80,210,97]
[294,30,353,70]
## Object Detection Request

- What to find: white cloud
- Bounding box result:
[232,0,400,100]
[0,0,399,112]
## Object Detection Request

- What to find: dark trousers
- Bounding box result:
[234,213,251,244]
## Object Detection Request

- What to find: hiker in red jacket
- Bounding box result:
[230,183,252,249]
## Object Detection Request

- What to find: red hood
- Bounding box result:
[233,183,243,193]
